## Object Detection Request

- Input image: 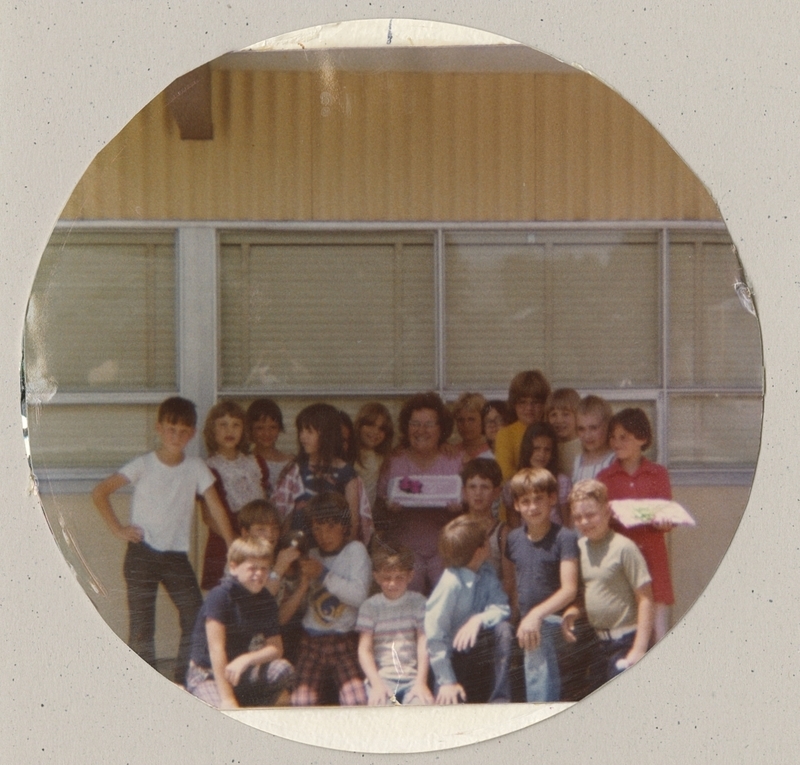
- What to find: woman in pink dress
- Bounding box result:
[376,392,463,595]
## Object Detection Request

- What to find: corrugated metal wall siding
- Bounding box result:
[61,69,721,221]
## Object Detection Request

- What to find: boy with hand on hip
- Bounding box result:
[356,544,433,705]
[186,537,294,708]
[562,479,654,684]
[425,515,512,704]
[92,396,235,683]
[504,467,579,702]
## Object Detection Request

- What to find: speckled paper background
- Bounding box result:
[2,1,798,761]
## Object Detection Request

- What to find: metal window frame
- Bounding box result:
[34,218,761,491]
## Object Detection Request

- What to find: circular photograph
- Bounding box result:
[22,18,763,752]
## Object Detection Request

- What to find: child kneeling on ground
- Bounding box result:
[425,515,513,704]
[186,537,294,709]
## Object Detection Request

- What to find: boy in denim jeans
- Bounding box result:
[425,515,512,704]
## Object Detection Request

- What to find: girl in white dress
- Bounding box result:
[200,400,270,589]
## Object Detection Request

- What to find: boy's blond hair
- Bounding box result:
[508,467,558,499]
[438,515,487,569]
[568,478,609,507]
[576,394,613,425]
[227,537,274,566]
[452,392,487,420]
[545,388,581,417]
[371,543,415,573]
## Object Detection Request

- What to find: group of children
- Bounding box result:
[92,365,676,708]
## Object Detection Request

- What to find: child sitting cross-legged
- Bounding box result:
[562,480,654,686]
[186,537,295,709]
[291,491,372,706]
[237,500,319,667]
[425,515,513,704]
[356,544,433,705]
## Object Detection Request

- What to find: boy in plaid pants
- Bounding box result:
[291,492,371,705]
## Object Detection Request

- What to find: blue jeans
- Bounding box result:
[523,614,565,702]
[596,631,636,683]
[450,621,513,703]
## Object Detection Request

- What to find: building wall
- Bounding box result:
[61,69,721,222]
[670,485,750,626]
[47,64,739,667]
[42,491,204,664]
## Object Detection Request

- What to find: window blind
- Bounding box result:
[445,231,660,389]
[669,232,763,388]
[25,232,176,393]
[219,232,435,391]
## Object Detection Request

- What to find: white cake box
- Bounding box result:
[388,475,463,508]
[610,498,696,529]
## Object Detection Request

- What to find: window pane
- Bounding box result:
[25,232,176,393]
[445,231,659,389]
[27,405,159,470]
[669,232,763,387]
[668,395,762,468]
[445,232,547,388]
[219,232,435,391]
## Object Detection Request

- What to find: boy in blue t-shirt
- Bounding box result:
[186,537,295,708]
[425,515,512,704]
[504,467,579,702]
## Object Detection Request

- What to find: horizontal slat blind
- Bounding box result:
[25,232,176,393]
[219,232,435,391]
[445,233,547,388]
[548,233,659,387]
[445,231,659,389]
[668,395,762,467]
[27,405,160,470]
[669,232,763,387]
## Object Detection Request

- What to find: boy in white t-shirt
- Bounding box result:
[92,397,235,683]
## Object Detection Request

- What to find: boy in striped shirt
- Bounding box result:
[356,545,433,705]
